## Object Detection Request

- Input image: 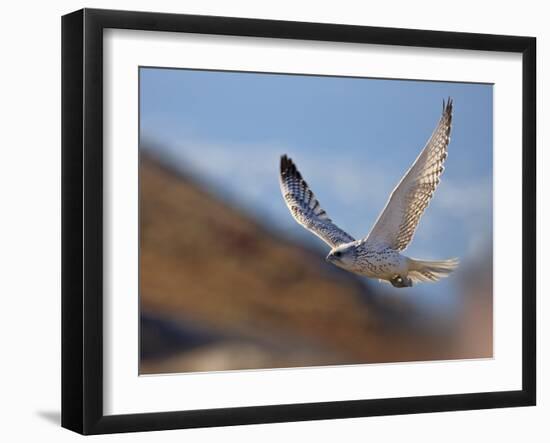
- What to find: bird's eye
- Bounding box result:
[334,251,342,258]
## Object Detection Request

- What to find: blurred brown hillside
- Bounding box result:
[139,152,492,374]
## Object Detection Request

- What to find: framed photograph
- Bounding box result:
[61,8,536,435]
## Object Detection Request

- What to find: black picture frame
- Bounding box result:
[62,8,536,435]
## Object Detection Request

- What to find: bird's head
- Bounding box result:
[326,243,358,271]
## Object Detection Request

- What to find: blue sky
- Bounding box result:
[140,67,493,309]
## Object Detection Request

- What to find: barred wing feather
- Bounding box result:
[279,155,355,248]
[363,98,453,251]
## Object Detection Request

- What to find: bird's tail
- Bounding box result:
[407,257,459,284]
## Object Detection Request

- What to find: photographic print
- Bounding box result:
[139,68,493,375]
[62,9,535,433]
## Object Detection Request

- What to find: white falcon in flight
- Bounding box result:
[279,98,458,288]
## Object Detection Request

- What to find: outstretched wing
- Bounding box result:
[279,155,355,248]
[363,98,453,251]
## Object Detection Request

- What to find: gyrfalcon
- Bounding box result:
[279,98,458,288]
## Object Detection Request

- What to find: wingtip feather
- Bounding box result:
[280,154,293,175]
[280,154,304,181]
[444,97,453,116]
